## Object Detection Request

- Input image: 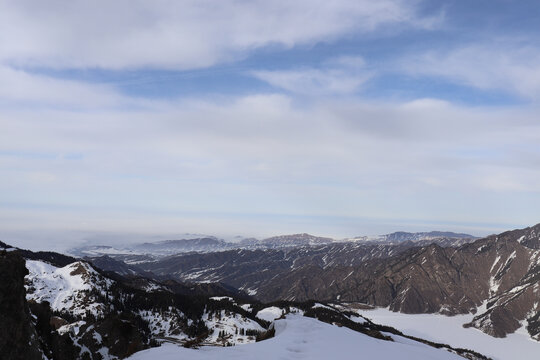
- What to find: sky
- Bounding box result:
[1,1,540,250]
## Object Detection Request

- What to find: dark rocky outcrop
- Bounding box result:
[75,313,150,359]
[28,301,80,360]
[0,251,44,360]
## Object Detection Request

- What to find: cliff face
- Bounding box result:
[0,251,43,360]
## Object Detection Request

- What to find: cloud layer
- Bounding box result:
[1,1,540,249]
[2,82,540,242]
[0,0,431,70]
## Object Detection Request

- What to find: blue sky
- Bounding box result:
[1,0,540,250]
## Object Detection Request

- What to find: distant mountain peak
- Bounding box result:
[351,230,478,244]
[261,233,334,247]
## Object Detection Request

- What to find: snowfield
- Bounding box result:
[128,314,465,360]
[357,307,540,360]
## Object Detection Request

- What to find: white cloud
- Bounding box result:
[0,0,435,70]
[401,44,540,99]
[251,56,372,95]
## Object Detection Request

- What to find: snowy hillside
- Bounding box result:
[128,314,465,360]
[25,260,112,317]
[23,259,270,355]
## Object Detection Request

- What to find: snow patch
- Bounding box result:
[256,307,284,322]
[210,296,234,302]
[491,255,502,272]
[240,304,252,312]
[312,303,334,311]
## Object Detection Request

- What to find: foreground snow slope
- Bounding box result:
[358,307,540,360]
[129,314,464,360]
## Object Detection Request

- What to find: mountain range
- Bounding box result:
[0,240,488,360]
[77,224,540,341]
[4,224,540,359]
[70,231,477,261]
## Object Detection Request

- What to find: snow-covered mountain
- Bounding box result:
[25,260,112,318]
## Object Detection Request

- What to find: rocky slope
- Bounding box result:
[135,242,419,295]
[263,224,540,339]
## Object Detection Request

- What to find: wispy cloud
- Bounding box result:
[251,56,372,95]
